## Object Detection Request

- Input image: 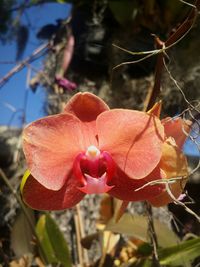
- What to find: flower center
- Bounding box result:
[73,145,115,194]
[85,145,100,160]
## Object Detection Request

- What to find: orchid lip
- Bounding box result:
[73,147,115,195]
[78,173,114,194]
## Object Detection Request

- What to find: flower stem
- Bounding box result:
[145,201,161,267]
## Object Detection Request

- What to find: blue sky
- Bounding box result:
[183,122,200,157]
[0,1,71,126]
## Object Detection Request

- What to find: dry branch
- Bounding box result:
[0,43,49,89]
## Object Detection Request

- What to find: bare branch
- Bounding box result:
[0,42,50,89]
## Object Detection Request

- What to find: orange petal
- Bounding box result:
[64,92,109,122]
[148,141,188,207]
[162,117,192,149]
[109,166,164,201]
[21,172,85,210]
[23,113,97,190]
[160,140,188,178]
[64,92,109,145]
[97,109,164,179]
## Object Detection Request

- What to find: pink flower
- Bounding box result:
[55,76,77,91]
[21,93,168,210]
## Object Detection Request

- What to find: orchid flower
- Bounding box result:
[21,93,188,210]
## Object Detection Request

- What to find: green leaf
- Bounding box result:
[159,237,200,266]
[36,214,72,267]
[132,259,153,267]
[120,258,153,267]
[105,214,179,248]
[11,208,35,257]
[137,243,153,257]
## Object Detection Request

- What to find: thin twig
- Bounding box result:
[178,0,197,8]
[163,53,200,175]
[74,207,84,267]
[145,202,161,267]
[165,183,200,223]
[112,51,159,71]
[112,0,200,109]
[163,56,200,114]
[25,63,52,86]
[98,232,112,267]
[0,42,50,89]
[76,204,90,266]
[134,176,187,192]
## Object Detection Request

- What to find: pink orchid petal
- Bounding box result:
[97,109,164,179]
[23,113,97,190]
[21,173,85,210]
[109,167,164,201]
[162,117,192,149]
